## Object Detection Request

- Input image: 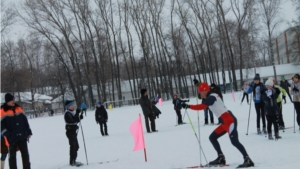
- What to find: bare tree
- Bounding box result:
[1,1,16,34]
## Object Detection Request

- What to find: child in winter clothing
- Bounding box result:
[173,94,189,125]
[95,102,108,136]
[268,77,287,129]
[247,74,267,134]
[262,79,282,140]
[152,100,162,119]
[290,74,300,130]
[241,82,250,105]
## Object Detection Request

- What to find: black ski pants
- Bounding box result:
[241,93,249,103]
[277,102,285,127]
[254,102,266,129]
[99,122,108,135]
[66,130,79,162]
[294,102,300,126]
[175,109,183,124]
[144,113,156,132]
[8,139,31,169]
[209,111,248,158]
[283,91,292,103]
[266,115,279,134]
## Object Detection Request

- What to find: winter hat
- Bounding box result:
[140,89,147,96]
[5,93,14,103]
[198,82,210,92]
[265,79,274,87]
[294,74,300,79]
[210,83,216,88]
[193,79,200,86]
[97,101,102,105]
[173,93,178,97]
[253,73,260,80]
[268,77,277,84]
[244,82,248,85]
[281,76,286,81]
[65,100,75,109]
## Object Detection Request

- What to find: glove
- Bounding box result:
[282,96,286,100]
[96,121,99,124]
[80,114,83,119]
[293,87,299,92]
[75,108,81,116]
[193,79,199,86]
[181,103,190,109]
[187,99,190,102]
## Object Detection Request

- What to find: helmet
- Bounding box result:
[198,82,210,93]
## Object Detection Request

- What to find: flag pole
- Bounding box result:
[139,114,147,162]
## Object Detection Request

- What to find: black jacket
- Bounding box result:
[262,88,280,116]
[1,103,32,145]
[173,98,189,111]
[64,109,81,131]
[211,86,223,101]
[280,80,290,92]
[139,95,153,115]
[95,106,108,123]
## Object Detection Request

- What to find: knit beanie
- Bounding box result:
[265,79,274,87]
[65,100,75,109]
[97,101,102,105]
[5,93,14,103]
[254,73,260,80]
[140,89,147,96]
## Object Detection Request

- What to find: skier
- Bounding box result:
[280,76,292,103]
[290,74,300,131]
[261,79,282,140]
[64,100,84,166]
[268,77,287,130]
[241,82,250,105]
[81,103,87,116]
[172,94,189,125]
[95,102,109,136]
[247,73,267,134]
[181,82,254,168]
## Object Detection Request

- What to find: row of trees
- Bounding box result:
[1,0,299,107]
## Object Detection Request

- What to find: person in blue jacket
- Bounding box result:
[81,103,87,116]
[247,74,267,134]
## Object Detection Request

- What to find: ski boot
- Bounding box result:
[206,154,226,167]
[70,160,83,167]
[204,118,208,125]
[237,156,254,168]
[268,133,274,140]
[263,127,267,134]
[257,128,261,134]
[210,117,214,125]
[278,126,285,130]
[275,133,282,140]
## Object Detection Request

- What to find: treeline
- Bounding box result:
[1,0,299,106]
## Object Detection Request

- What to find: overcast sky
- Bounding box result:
[3,0,298,42]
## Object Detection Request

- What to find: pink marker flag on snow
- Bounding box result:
[158,98,163,106]
[130,114,147,161]
[232,90,235,102]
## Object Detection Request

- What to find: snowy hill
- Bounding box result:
[9,92,300,169]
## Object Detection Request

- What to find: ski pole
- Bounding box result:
[196,96,202,167]
[246,94,252,135]
[185,109,209,167]
[78,119,89,165]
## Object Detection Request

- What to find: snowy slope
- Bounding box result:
[7,92,300,169]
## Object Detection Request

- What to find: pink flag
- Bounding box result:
[130,114,146,151]
[232,90,235,102]
[158,98,162,106]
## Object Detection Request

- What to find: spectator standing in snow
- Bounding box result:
[241,82,250,105]
[172,94,189,125]
[80,103,87,116]
[261,79,282,140]
[95,102,109,136]
[291,74,300,131]
[64,100,84,166]
[0,93,32,169]
[247,74,267,134]
[139,89,157,133]
[280,76,292,103]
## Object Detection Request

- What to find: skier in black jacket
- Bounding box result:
[95,102,108,136]
[173,94,189,125]
[280,77,292,103]
[64,100,83,167]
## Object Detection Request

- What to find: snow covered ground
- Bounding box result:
[7,92,300,169]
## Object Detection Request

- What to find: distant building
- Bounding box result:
[273,27,300,64]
